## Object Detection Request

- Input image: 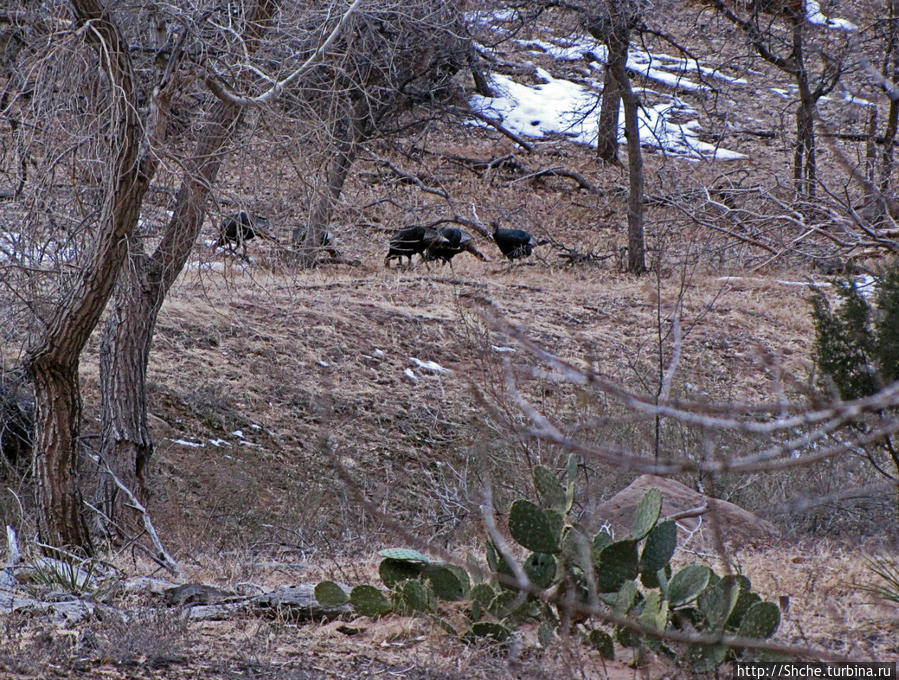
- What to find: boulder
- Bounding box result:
[584,474,779,549]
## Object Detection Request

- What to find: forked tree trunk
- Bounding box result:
[24,0,146,554]
[98,101,241,537]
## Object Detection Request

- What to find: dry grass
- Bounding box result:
[3,1,898,677]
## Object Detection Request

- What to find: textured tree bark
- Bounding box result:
[98,101,241,537]
[596,46,623,165]
[97,1,275,536]
[25,0,145,553]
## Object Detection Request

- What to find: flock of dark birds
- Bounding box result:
[216,211,541,267]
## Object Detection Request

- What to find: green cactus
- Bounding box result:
[379,557,426,588]
[588,629,615,659]
[524,552,557,590]
[467,621,511,643]
[640,564,671,590]
[614,579,639,615]
[350,585,392,617]
[534,465,567,512]
[392,579,433,615]
[698,576,740,632]
[378,548,429,563]
[638,591,668,632]
[509,499,560,554]
[469,583,496,621]
[737,601,780,639]
[632,488,663,540]
[595,539,639,593]
[314,581,350,607]
[690,643,729,672]
[561,525,592,573]
[591,529,614,566]
[668,565,712,607]
[424,564,466,601]
[726,575,759,629]
[639,520,676,575]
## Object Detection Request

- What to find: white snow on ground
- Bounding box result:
[471,68,745,160]
[169,438,205,448]
[409,357,451,373]
[806,0,856,30]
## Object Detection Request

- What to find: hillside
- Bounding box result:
[1,1,898,678]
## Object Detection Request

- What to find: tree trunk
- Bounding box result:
[607,22,646,274]
[297,105,365,267]
[98,101,241,537]
[596,45,623,165]
[25,0,146,554]
[791,18,817,197]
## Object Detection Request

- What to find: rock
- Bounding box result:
[584,474,779,549]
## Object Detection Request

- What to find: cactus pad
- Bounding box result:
[524,552,557,590]
[378,548,429,563]
[534,465,567,512]
[350,585,392,617]
[509,499,560,553]
[424,564,465,601]
[314,581,349,607]
[737,601,780,639]
[640,520,676,574]
[379,557,426,587]
[595,539,639,593]
[632,488,663,540]
[668,565,712,607]
[588,629,615,659]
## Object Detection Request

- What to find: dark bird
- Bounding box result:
[491,221,538,261]
[216,211,269,253]
[292,225,339,259]
[424,227,488,266]
[385,226,448,267]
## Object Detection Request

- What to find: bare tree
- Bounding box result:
[587,1,647,273]
[13,0,154,552]
[706,0,848,197]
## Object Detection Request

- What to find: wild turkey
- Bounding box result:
[216,211,269,255]
[492,221,538,261]
[292,225,339,259]
[385,226,448,267]
[424,227,488,266]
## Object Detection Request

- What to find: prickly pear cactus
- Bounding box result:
[632,488,663,540]
[639,520,676,575]
[424,564,466,601]
[508,499,560,554]
[668,565,712,607]
[595,539,639,593]
[534,465,567,512]
[350,585,392,617]
[524,552,557,590]
[314,581,349,608]
[737,601,780,639]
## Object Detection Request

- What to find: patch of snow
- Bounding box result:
[169,438,205,448]
[250,424,262,430]
[769,88,793,99]
[318,360,330,367]
[404,368,419,383]
[409,357,451,373]
[231,430,244,438]
[185,260,229,272]
[470,69,744,160]
[208,439,230,447]
[492,345,516,353]
[839,91,874,107]
[806,0,856,30]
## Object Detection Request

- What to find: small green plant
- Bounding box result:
[22,554,106,599]
[809,268,899,511]
[315,456,780,670]
[859,554,899,604]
